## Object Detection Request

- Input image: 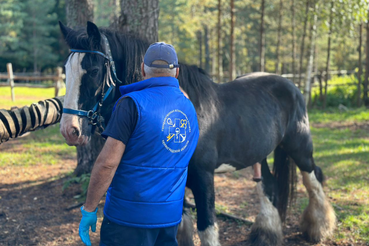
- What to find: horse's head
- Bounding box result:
[59,21,117,146]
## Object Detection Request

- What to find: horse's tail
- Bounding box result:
[273,145,297,221]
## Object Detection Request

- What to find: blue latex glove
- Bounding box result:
[79,206,98,246]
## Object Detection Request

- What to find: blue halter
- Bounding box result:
[63,34,121,129]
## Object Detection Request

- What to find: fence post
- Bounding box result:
[6,63,15,102]
[54,67,64,97]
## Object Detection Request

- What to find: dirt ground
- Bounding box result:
[0,129,365,246]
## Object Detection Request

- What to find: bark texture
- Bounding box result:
[298,0,310,88]
[75,134,106,175]
[304,2,317,106]
[230,0,236,80]
[357,22,363,107]
[364,12,369,107]
[217,0,223,83]
[66,0,94,28]
[323,1,334,109]
[204,25,210,73]
[291,0,296,84]
[275,0,283,74]
[259,0,265,72]
[117,0,159,43]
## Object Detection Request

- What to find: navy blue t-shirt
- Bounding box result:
[102,98,138,145]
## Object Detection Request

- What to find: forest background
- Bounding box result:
[0,0,369,108]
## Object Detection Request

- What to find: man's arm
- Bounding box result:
[83,137,125,212]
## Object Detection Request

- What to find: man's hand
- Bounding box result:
[79,206,98,246]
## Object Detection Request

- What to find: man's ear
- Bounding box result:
[175,68,179,78]
[141,62,146,77]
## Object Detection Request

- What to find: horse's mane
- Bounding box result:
[64,27,150,85]
[64,26,218,109]
[178,64,218,110]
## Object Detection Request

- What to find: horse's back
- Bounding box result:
[205,73,307,168]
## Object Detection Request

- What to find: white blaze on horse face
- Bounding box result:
[60,53,87,146]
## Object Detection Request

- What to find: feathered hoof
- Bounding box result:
[198,223,221,246]
[300,199,336,243]
[249,221,283,246]
[177,210,195,246]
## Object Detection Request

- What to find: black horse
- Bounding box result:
[59,21,336,246]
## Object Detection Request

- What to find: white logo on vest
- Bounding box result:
[162,109,191,153]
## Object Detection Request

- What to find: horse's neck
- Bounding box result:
[108,32,147,85]
[185,80,219,113]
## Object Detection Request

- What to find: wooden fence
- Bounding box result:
[0,63,65,101]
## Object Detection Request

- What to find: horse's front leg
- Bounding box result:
[300,169,336,242]
[188,168,221,246]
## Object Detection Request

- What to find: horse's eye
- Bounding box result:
[88,68,99,77]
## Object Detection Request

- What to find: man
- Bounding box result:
[78,42,199,246]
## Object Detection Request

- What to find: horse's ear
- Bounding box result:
[59,21,72,40]
[87,21,101,48]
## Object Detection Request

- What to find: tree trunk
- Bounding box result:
[298,0,310,88]
[259,0,265,72]
[230,0,236,80]
[323,1,334,109]
[75,134,106,175]
[109,0,121,29]
[364,11,369,107]
[117,0,159,43]
[66,0,94,28]
[275,0,283,74]
[66,0,103,175]
[291,0,296,84]
[304,2,317,106]
[197,31,203,68]
[357,22,363,107]
[217,0,223,83]
[204,25,210,73]
[319,70,323,102]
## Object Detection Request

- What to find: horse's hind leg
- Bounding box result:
[285,134,336,242]
[249,159,283,246]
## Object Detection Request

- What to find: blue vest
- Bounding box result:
[103,77,199,228]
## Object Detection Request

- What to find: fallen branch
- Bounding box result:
[65,202,84,211]
[185,200,253,226]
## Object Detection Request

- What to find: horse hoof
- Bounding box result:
[249,219,283,246]
[300,198,336,242]
[249,184,283,246]
[198,224,221,246]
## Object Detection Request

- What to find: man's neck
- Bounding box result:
[144,75,173,80]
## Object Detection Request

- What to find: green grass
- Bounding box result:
[308,107,369,243]
[0,124,76,167]
[309,107,369,123]
[0,87,66,109]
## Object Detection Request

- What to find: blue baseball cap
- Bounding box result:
[144,42,179,69]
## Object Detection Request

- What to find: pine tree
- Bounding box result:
[18,0,58,72]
